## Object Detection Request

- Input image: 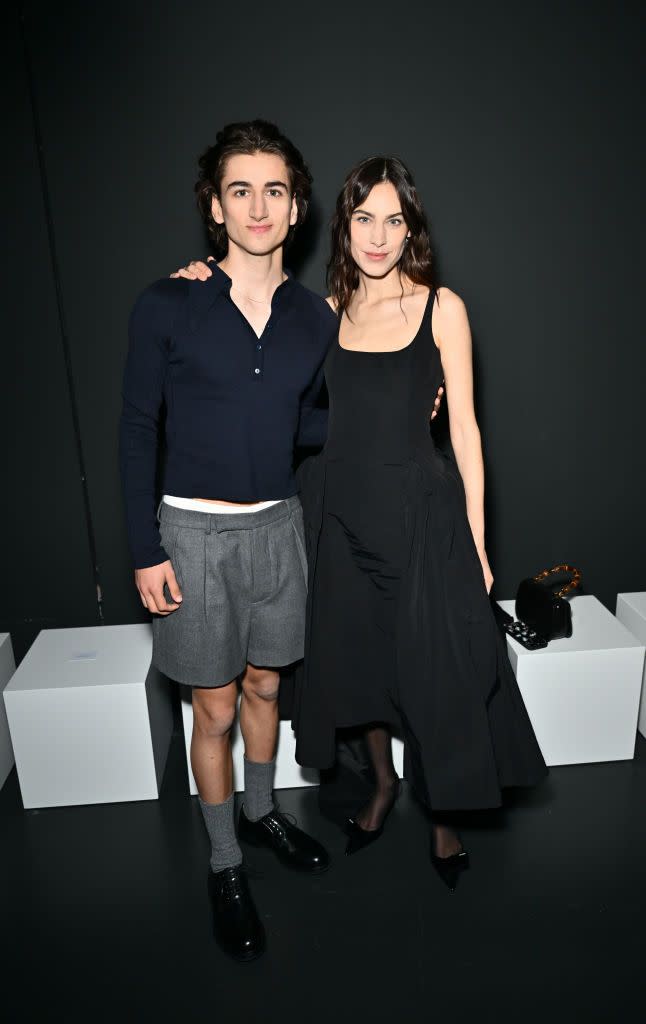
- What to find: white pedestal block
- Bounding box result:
[179,688,320,794]
[615,593,646,739]
[392,737,404,777]
[498,594,645,766]
[4,625,173,809]
[0,634,16,792]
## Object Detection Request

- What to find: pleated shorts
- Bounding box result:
[151,496,308,687]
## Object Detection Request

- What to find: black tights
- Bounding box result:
[354,725,399,831]
[357,724,462,857]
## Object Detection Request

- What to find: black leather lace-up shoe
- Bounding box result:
[208,865,265,962]
[238,806,330,873]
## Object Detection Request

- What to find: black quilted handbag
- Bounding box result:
[515,564,582,641]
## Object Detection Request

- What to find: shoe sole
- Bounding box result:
[295,860,330,874]
[250,854,331,875]
[239,836,331,874]
[215,936,267,962]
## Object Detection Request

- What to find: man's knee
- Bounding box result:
[192,684,237,738]
[241,665,280,703]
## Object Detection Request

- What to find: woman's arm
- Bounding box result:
[432,288,492,590]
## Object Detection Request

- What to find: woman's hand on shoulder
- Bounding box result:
[170,256,215,281]
[429,384,444,420]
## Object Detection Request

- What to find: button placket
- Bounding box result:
[253,338,266,378]
[254,341,263,376]
[225,284,289,379]
[251,298,288,378]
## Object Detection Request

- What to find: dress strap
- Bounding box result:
[424,287,437,343]
[420,287,443,369]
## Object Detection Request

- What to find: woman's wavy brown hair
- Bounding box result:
[327,156,436,317]
[195,119,313,255]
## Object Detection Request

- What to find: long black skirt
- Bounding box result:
[293,449,548,812]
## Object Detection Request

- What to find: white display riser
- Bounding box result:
[4,625,173,809]
[498,594,645,766]
[615,593,646,739]
[0,634,16,792]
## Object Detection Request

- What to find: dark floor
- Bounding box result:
[2,728,645,1024]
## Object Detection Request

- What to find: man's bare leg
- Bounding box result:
[236,663,329,873]
[191,682,242,874]
[192,680,265,959]
[239,664,280,761]
[191,681,238,803]
[239,664,280,821]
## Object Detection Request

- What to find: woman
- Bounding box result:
[292,156,547,889]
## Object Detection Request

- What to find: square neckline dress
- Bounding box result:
[293,291,547,811]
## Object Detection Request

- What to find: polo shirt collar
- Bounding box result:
[210,261,295,296]
[188,261,295,332]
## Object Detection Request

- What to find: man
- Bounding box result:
[120,120,442,962]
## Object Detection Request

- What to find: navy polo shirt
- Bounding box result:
[119,264,334,568]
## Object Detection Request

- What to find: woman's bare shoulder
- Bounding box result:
[325,295,338,312]
[431,287,471,352]
[433,285,467,319]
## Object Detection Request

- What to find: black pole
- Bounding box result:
[20,8,104,624]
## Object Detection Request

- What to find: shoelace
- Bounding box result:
[272,806,297,827]
[261,807,299,841]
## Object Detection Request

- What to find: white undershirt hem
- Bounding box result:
[163,495,282,515]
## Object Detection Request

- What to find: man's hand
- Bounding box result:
[135,561,183,615]
[430,384,445,420]
[170,257,214,281]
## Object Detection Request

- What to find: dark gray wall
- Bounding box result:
[4,0,645,656]
[2,11,99,661]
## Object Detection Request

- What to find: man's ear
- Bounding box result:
[211,194,224,225]
[289,194,298,227]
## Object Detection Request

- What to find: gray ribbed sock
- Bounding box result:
[243,755,276,821]
[198,793,242,873]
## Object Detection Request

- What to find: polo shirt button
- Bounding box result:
[254,368,260,374]
[256,343,262,351]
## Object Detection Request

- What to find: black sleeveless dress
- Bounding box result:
[294,292,547,811]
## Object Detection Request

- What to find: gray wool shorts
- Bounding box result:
[151,496,308,687]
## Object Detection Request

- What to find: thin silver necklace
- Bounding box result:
[230,276,286,306]
[232,289,271,306]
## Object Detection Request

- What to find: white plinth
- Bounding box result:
[498,594,645,766]
[4,625,173,809]
[615,593,646,739]
[392,737,404,777]
[0,634,16,792]
[179,689,319,794]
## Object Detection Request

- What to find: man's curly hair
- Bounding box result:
[195,119,312,253]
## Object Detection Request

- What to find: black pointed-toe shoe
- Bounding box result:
[344,780,401,856]
[238,806,330,874]
[344,818,384,856]
[208,865,266,962]
[430,844,470,893]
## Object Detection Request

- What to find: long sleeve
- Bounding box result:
[296,358,329,449]
[118,282,176,569]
